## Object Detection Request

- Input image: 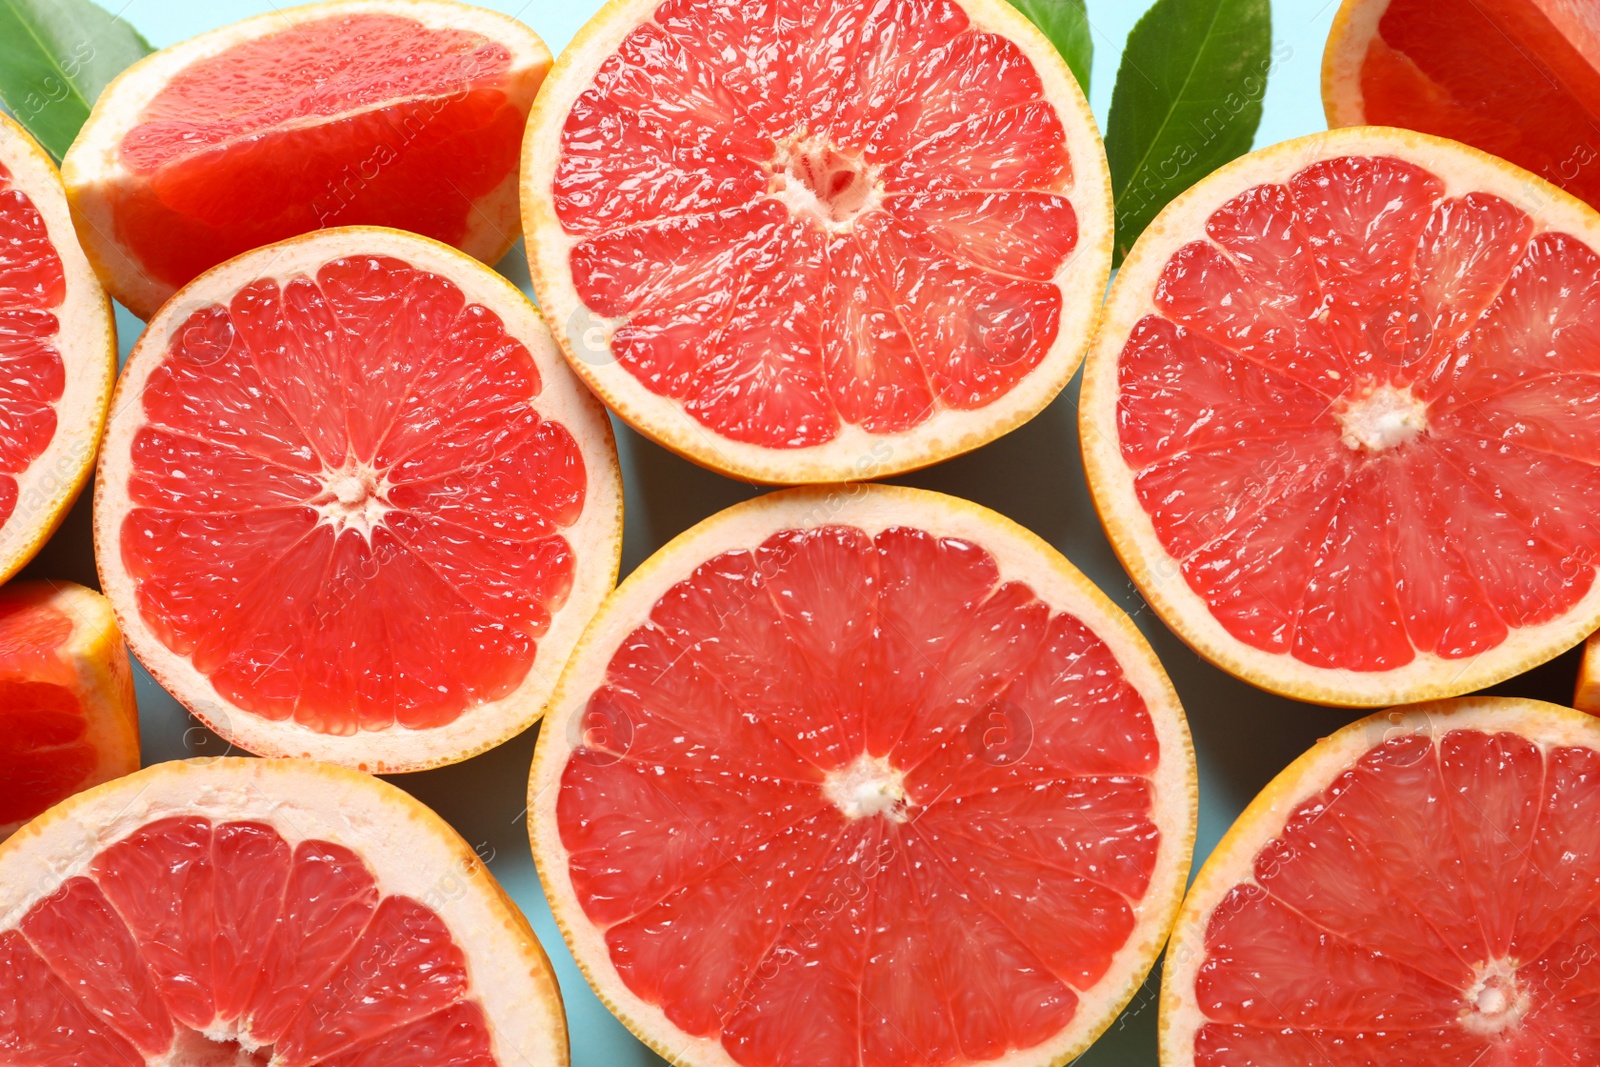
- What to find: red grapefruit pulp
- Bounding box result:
[1163,698,1600,1066]
[523,0,1113,482]
[0,114,115,584]
[63,1,551,319]
[0,582,138,840]
[1082,128,1600,705]
[0,758,565,1065]
[531,487,1196,1067]
[94,227,622,772]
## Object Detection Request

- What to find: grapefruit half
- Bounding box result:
[522,0,1113,483]
[61,0,551,320]
[0,756,567,1065]
[1162,697,1600,1066]
[0,113,116,585]
[1324,0,1600,211]
[0,581,137,841]
[530,485,1196,1067]
[1081,126,1600,707]
[93,226,623,773]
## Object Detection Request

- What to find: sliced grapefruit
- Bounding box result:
[1162,697,1600,1066]
[0,581,137,841]
[530,485,1196,1067]
[1324,0,1600,211]
[522,0,1113,483]
[61,0,551,321]
[1576,632,1600,714]
[0,756,566,1065]
[0,113,116,584]
[93,226,623,773]
[1081,126,1600,707]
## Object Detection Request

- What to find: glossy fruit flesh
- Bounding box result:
[1355,0,1600,208]
[1117,153,1600,673]
[0,161,65,534]
[1,815,497,1066]
[0,594,86,827]
[1194,727,1600,1064]
[112,14,524,292]
[556,0,1078,447]
[557,522,1162,1067]
[121,254,585,734]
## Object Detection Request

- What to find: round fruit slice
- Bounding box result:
[0,756,566,1065]
[523,0,1113,484]
[1324,0,1600,210]
[0,581,137,840]
[62,0,551,321]
[530,485,1196,1067]
[1162,697,1600,1066]
[94,226,623,773]
[0,112,116,585]
[1081,127,1600,707]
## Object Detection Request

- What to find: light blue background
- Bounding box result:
[17,1,1581,1064]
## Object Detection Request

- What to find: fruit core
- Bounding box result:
[313,462,391,539]
[171,1031,271,1067]
[822,753,908,822]
[1333,382,1429,452]
[768,133,885,233]
[1460,961,1529,1036]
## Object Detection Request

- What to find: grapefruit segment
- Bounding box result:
[0,582,138,840]
[531,485,1196,1067]
[1162,698,1600,1067]
[0,115,116,585]
[1324,0,1600,210]
[61,1,552,320]
[0,758,565,1066]
[524,0,1112,482]
[1082,127,1600,705]
[94,227,622,772]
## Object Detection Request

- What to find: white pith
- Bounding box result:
[766,133,886,234]
[311,460,392,540]
[0,758,568,1067]
[521,0,1115,484]
[530,484,1198,1067]
[823,753,908,822]
[1160,697,1600,1066]
[1334,381,1429,452]
[1079,126,1600,707]
[0,116,116,585]
[93,227,624,773]
[59,0,553,320]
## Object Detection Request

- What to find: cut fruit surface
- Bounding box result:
[0,757,567,1066]
[1162,697,1600,1067]
[1324,0,1600,210]
[0,113,116,584]
[61,0,551,320]
[523,0,1112,483]
[530,485,1196,1067]
[1081,127,1600,706]
[0,581,137,840]
[93,226,622,772]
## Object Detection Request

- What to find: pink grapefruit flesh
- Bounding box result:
[1082,128,1600,704]
[524,0,1112,482]
[531,486,1195,1067]
[1162,698,1600,1066]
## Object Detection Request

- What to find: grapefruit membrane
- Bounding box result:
[1324,0,1600,210]
[94,226,623,773]
[530,485,1196,1067]
[522,0,1113,483]
[0,112,116,585]
[1162,697,1600,1066]
[62,0,552,320]
[0,757,567,1066]
[0,581,137,841]
[1081,127,1600,706]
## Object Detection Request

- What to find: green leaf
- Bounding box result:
[1104,0,1272,264]
[1008,0,1092,93]
[0,0,152,159]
